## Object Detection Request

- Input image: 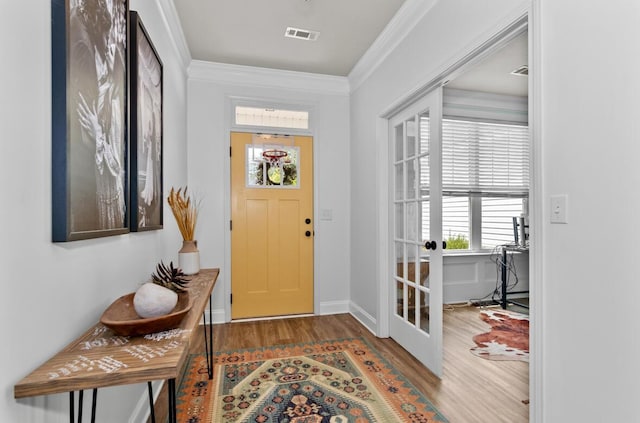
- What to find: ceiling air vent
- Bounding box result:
[510,65,529,76]
[285,27,320,41]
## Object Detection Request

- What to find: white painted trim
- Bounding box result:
[380,4,530,119]
[199,307,226,325]
[376,116,390,338]
[189,61,350,96]
[223,99,233,324]
[222,95,322,323]
[319,300,350,315]
[349,0,438,92]
[529,1,543,422]
[348,301,377,335]
[129,380,163,423]
[443,87,528,124]
[157,0,192,72]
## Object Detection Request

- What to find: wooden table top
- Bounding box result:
[14,268,219,399]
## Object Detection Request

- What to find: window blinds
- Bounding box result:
[442,119,529,196]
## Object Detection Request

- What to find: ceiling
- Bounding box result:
[446,32,528,97]
[172,0,528,96]
[173,0,406,76]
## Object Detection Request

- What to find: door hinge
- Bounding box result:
[229,146,232,157]
[230,220,232,231]
[230,293,233,304]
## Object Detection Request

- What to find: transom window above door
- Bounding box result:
[235,106,309,130]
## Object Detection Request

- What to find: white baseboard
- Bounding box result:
[348,301,378,335]
[319,300,350,315]
[199,307,226,325]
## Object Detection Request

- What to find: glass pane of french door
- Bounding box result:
[394,111,431,334]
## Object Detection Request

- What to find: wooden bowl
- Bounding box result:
[100,292,192,336]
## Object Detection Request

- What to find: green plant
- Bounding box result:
[151,261,190,292]
[255,162,297,186]
[446,234,469,250]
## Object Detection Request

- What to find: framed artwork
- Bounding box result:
[129,11,163,231]
[51,0,129,242]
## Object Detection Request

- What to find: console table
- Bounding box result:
[14,268,219,423]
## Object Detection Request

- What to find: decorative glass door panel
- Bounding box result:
[389,88,443,377]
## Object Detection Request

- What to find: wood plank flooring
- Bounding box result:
[150,306,528,422]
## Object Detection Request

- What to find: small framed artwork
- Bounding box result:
[51,0,130,242]
[129,11,163,231]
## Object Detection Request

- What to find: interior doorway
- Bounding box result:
[383,18,531,398]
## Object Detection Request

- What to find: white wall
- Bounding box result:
[349,0,530,331]
[350,0,640,421]
[1,1,189,421]
[186,62,351,320]
[539,0,640,420]
[444,254,529,304]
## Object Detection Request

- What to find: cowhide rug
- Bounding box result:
[470,309,529,362]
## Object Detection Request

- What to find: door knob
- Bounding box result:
[442,240,447,249]
[305,218,311,224]
[305,231,312,237]
[424,240,437,250]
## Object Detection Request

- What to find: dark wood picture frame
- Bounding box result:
[129,11,163,231]
[51,0,130,242]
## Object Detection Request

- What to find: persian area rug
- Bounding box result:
[177,338,448,422]
[470,309,529,362]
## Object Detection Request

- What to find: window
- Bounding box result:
[422,118,529,251]
[235,106,309,130]
[245,134,301,189]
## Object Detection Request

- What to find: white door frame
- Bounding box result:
[223,96,317,323]
[375,7,543,422]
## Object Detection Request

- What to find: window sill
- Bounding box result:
[442,250,496,258]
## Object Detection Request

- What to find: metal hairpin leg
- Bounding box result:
[69,391,74,423]
[91,389,97,422]
[168,378,177,423]
[147,382,156,423]
[69,389,98,423]
[202,294,214,379]
[78,390,83,422]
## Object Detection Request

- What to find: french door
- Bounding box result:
[389,87,443,377]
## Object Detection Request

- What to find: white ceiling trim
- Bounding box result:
[348,0,438,92]
[157,0,192,71]
[188,61,350,96]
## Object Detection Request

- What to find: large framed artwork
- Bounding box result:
[129,11,163,231]
[51,0,130,242]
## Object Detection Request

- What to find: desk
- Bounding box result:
[498,246,528,310]
[14,268,218,423]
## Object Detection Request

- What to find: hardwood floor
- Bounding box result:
[151,306,528,422]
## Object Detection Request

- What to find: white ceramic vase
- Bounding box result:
[133,282,178,318]
[179,240,200,275]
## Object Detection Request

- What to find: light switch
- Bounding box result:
[320,209,333,221]
[550,195,568,224]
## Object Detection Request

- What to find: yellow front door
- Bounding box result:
[230,132,314,319]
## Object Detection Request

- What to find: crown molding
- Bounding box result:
[348,0,438,92]
[157,0,192,72]
[188,61,350,96]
